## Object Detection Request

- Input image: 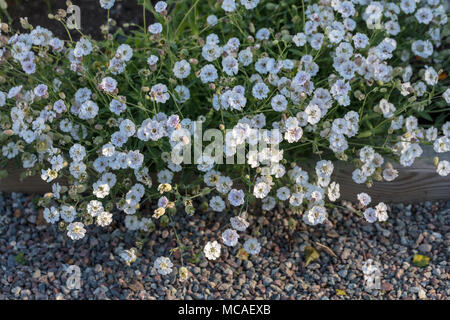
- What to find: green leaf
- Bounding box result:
[189,250,202,264]
[14,252,26,265]
[304,246,320,267]
[357,130,372,138]
[416,111,433,122]
[412,253,430,267]
[434,112,447,128]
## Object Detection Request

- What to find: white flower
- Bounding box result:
[327,182,340,201]
[100,77,117,93]
[222,56,238,76]
[173,59,191,79]
[252,82,269,100]
[305,104,322,125]
[69,161,86,179]
[383,167,399,181]
[34,84,48,97]
[293,33,307,47]
[222,228,239,247]
[67,222,86,240]
[93,181,110,198]
[309,33,324,50]
[120,248,137,265]
[148,23,163,34]
[204,241,221,260]
[316,160,334,177]
[357,193,371,206]
[253,182,270,199]
[400,0,416,14]
[271,94,287,112]
[443,89,450,104]
[97,211,113,227]
[415,7,433,25]
[60,205,76,223]
[0,91,6,107]
[157,169,173,184]
[424,66,438,86]
[222,0,236,12]
[69,143,86,162]
[276,186,290,201]
[262,196,276,211]
[173,85,191,103]
[437,160,450,176]
[209,196,226,212]
[425,127,438,142]
[230,216,249,231]
[289,192,304,206]
[87,200,104,217]
[124,215,140,229]
[127,150,144,170]
[375,202,389,222]
[79,100,99,120]
[110,99,126,115]
[363,208,377,223]
[119,119,136,137]
[434,136,450,153]
[74,38,92,57]
[43,207,60,224]
[199,64,218,83]
[207,15,218,26]
[202,42,222,62]
[8,85,22,99]
[240,0,259,10]
[238,48,253,66]
[217,176,233,194]
[378,99,396,119]
[256,28,270,41]
[101,172,117,188]
[154,1,167,13]
[147,55,158,67]
[244,238,261,255]
[304,205,327,225]
[411,40,433,59]
[99,0,115,10]
[151,83,170,103]
[154,256,173,275]
[228,189,245,206]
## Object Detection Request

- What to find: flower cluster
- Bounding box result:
[0,0,449,277]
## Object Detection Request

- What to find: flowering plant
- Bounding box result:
[0,0,449,276]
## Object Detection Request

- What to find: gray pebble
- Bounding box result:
[0,193,448,300]
[418,243,432,253]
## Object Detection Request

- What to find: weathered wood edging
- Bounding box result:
[0,146,449,203]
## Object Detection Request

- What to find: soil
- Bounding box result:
[5,0,154,39]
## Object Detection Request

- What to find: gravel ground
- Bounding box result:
[0,192,448,300]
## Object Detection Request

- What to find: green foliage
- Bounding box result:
[14,251,26,265]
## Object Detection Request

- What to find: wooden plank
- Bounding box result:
[334,146,450,203]
[0,165,51,194]
[1,146,449,203]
